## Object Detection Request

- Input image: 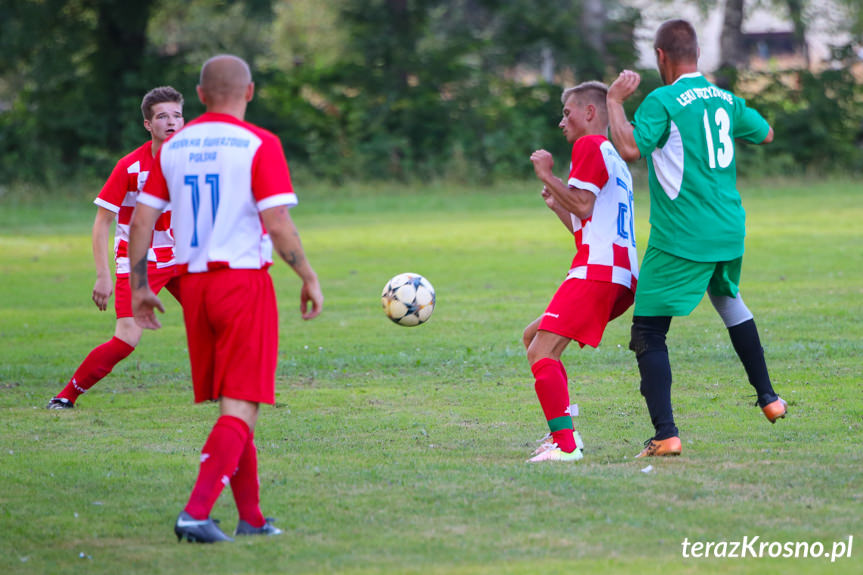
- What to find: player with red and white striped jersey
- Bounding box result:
[46,86,184,410]
[563,134,638,290]
[96,144,176,275]
[129,54,322,543]
[523,81,638,463]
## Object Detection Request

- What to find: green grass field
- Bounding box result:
[1,177,861,574]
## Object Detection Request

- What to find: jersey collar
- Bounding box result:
[672,72,703,85]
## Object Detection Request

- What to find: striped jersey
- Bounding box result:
[565,134,639,291]
[138,112,297,274]
[94,142,175,275]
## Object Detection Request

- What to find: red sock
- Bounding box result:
[185,415,249,520]
[56,337,135,403]
[532,357,576,453]
[230,434,266,528]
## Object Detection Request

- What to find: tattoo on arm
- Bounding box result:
[131,257,149,289]
[278,248,305,269]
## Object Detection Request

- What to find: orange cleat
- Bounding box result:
[635,436,682,458]
[762,397,788,423]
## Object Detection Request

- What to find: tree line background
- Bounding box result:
[1,0,862,188]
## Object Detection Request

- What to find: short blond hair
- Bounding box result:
[561,81,608,107]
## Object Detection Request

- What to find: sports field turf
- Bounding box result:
[1,176,861,574]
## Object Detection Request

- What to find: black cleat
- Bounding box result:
[46,397,74,410]
[235,517,283,536]
[174,510,233,543]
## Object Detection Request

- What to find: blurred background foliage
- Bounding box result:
[0,0,861,188]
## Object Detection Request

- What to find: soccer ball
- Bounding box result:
[381,273,436,326]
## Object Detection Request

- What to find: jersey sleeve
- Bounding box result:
[568,137,608,195]
[632,92,671,158]
[732,96,770,144]
[138,149,170,211]
[94,159,129,213]
[251,135,297,212]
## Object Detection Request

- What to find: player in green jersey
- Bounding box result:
[606,19,787,458]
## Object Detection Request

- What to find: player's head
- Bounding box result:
[141,86,184,121]
[198,54,254,110]
[141,86,184,145]
[559,81,609,143]
[654,19,699,82]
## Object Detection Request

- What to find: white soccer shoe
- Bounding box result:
[531,431,584,456]
[527,444,584,463]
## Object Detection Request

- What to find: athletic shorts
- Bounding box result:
[115,266,181,318]
[538,278,634,348]
[634,246,742,317]
[180,268,278,405]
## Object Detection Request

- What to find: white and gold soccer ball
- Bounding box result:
[381,273,436,326]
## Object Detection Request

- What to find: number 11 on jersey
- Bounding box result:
[185,174,220,247]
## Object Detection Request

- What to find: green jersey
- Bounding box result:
[632,73,770,262]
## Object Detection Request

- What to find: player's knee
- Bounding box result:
[522,319,541,351]
[629,316,670,357]
[709,292,753,328]
[522,327,534,351]
[629,323,648,356]
[526,338,542,365]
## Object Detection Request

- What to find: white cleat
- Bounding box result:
[527,444,584,463]
[531,431,584,456]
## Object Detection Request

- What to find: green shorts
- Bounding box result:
[634,246,742,317]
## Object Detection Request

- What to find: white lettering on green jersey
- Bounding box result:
[632,73,770,262]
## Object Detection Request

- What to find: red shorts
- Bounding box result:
[538,279,634,348]
[179,269,278,405]
[115,266,181,318]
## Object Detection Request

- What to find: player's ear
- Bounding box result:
[246,82,255,103]
[196,85,207,106]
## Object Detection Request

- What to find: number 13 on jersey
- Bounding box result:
[185,174,220,247]
[703,108,733,169]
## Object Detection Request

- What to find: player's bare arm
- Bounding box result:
[762,126,774,144]
[541,186,574,233]
[128,203,165,329]
[607,70,642,163]
[91,207,116,311]
[261,205,324,320]
[530,150,596,219]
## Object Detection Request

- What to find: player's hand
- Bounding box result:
[92,276,114,311]
[530,149,554,179]
[300,276,323,320]
[132,289,165,330]
[608,70,641,104]
[541,185,557,210]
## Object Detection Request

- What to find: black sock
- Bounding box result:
[632,316,678,440]
[636,349,678,440]
[728,319,776,405]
